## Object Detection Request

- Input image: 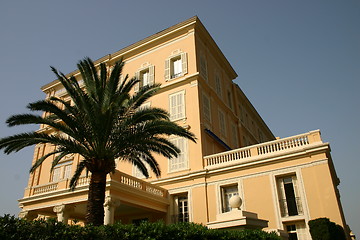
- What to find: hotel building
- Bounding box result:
[18,17,349,239]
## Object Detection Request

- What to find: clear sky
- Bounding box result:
[0,0,359,236]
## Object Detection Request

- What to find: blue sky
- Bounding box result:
[0,0,359,235]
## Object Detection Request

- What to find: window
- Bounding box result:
[221,185,239,212]
[63,164,72,179]
[238,105,244,123]
[285,222,307,240]
[134,64,155,92]
[172,194,189,223]
[133,160,151,179]
[218,110,226,137]
[51,161,73,182]
[169,91,185,121]
[165,52,188,80]
[215,72,222,97]
[231,123,238,148]
[200,53,208,80]
[169,137,188,172]
[139,102,151,111]
[52,167,61,182]
[227,90,233,109]
[202,93,211,122]
[277,175,303,217]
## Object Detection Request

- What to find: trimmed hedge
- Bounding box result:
[0,215,280,240]
[308,217,346,240]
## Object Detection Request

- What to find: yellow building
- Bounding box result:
[18,16,349,240]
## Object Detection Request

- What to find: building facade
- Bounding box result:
[18,17,349,239]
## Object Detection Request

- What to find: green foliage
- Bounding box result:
[308,217,346,240]
[0,215,280,240]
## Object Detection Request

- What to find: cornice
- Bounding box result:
[41,16,199,92]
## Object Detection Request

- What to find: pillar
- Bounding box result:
[53,204,71,224]
[104,196,120,225]
[19,210,36,220]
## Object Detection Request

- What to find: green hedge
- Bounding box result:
[308,217,346,240]
[0,215,280,240]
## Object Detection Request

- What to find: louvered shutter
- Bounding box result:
[169,137,187,171]
[134,71,140,92]
[277,178,287,216]
[148,65,155,85]
[181,52,188,75]
[177,93,184,119]
[165,58,170,81]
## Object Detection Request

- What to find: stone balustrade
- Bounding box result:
[29,170,167,198]
[32,183,58,195]
[117,171,167,198]
[204,130,322,167]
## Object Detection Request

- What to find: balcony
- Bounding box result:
[204,130,323,168]
[28,170,167,199]
[20,170,169,224]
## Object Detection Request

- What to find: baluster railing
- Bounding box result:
[205,131,320,167]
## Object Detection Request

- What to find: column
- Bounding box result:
[19,210,29,219]
[19,210,36,220]
[53,204,70,224]
[104,196,120,225]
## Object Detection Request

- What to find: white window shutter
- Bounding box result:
[169,91,185,121]
[165,58,170,81]
[181,52,188,75]
[169,137,187,172]
[170,94,176,120]
[278,178,286,200]
[177,93,183,119]
[134,71,140,92]
[292,176,300,198]
[149,65,155,85]
[203,94,211,122]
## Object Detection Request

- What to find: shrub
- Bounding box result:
[0,214,280,240]
[308,217,346,240]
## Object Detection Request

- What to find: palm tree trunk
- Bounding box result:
[86,171,107,226]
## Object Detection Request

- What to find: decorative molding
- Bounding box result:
[104,196,121,209]
[53,204,66,213]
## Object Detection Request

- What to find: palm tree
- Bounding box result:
[0,58,196,226]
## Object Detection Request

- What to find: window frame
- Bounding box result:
[134,64,155,92]
[276,174,303,218]
[221,184,239,213]
[165,52,188,81]
[51,160,73,182]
